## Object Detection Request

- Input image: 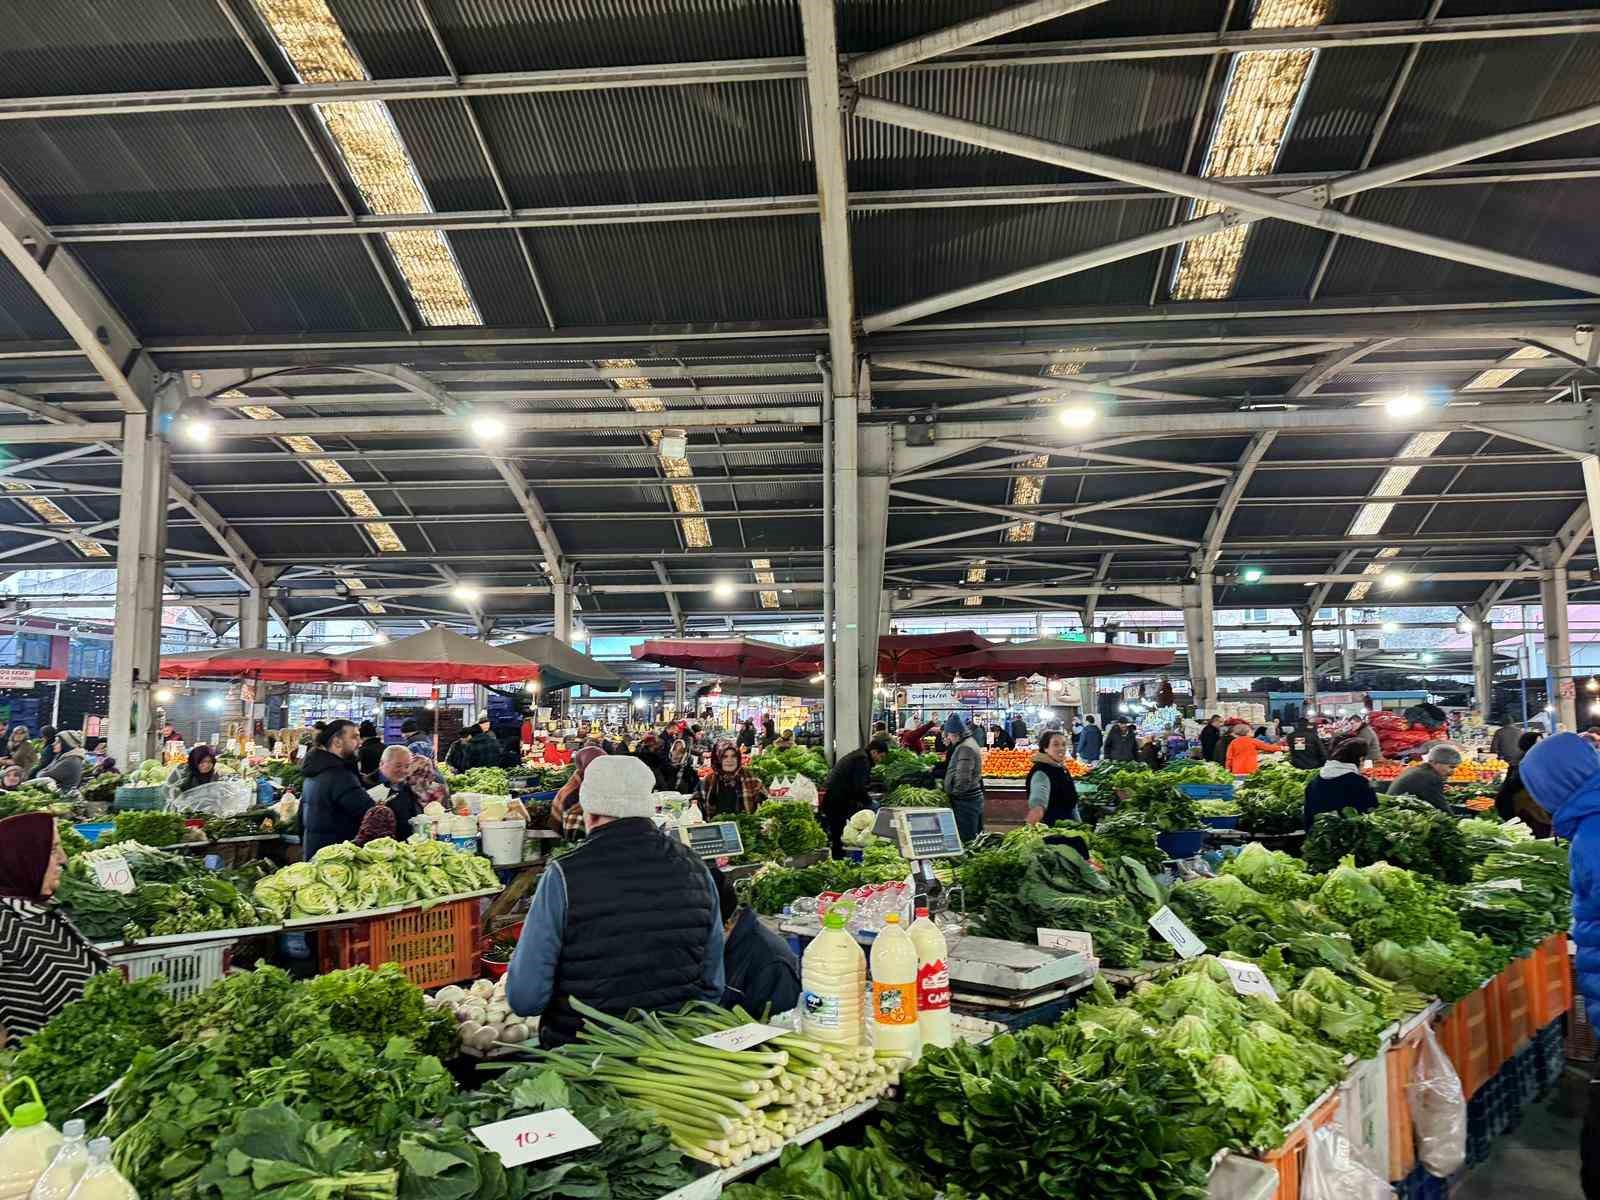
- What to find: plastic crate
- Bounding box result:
[112,784,166,811]
[73,821,114,845]
[1534,1019,1566,1093]
[118,942,227,1000]
[1496,955,1536,1057]
[1531,932,1574,1028]
[370,897,481,990]
[1387,1023,1427,1181]
[1254,1090,1340,1200]
[1340,1043,1389,1181]
[1437,986,1495,1099]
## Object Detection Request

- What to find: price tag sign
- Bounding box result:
[1036,928,1095,957]
[89,854,135,895]
[1482,877,1524,891]
[1148,905,1206,959]
[471,1109,599,1168]
[1218,957,1279,1000]
[692,1022,789,1052]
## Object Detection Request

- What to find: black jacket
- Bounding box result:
[300,747,373,859]
[1287,724,1327,771]
[1103,725,1138,762]
[541,818,718,1046]
[1199,724,1221,763]
[663,755,700,796]
[722,906,800,1017]
[822,748,872,822]
[1389,765,1449,812]
[1303,766,1378,831]
[357,735,384,780]
[736,725,757,750]
[1025,757,1079,825]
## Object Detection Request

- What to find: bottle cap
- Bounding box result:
[823,909,846,930]
[883,913,900,925]
[88,1137,113,1158]
[62,1119,86,1137]
[915,907,930,919]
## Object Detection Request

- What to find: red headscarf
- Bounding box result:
[0,811,56,900]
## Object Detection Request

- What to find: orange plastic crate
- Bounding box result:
[369,898,480,989]
[1386,1024,1428,1182]
[1257,1091,1341,1200]
[1532,933,1575,1027]
[1438,987,1495,1099]
[1498,955,1536,1056]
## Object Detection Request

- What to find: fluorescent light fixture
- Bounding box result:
[1381,621,1399,633]
[634,697,649,709]
[469,411,506,442]
[1057,403,1099,427]
[179,412,212,445]
[711,577,736,601]
[452,584,482,604]
[205,695,223,711]
[1458,618,1475,632]
[809,673,825,683]
[1241,567,1264,583]
[154,688,175,704]
[1421,653,1436,664]
[1379,570,1407,591]
[1384,392,1426,419]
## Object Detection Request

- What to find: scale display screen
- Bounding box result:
[679,822,744,859]
[891,808,964,859]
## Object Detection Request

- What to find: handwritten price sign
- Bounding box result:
[1218,957,1279,1000]
[693,1021,789,1052]
[471,1109,599,1167]
[1147,905,1206,959]
[1036,928,1095,958]
[89,854,135,895]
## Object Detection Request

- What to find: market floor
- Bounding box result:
[1456,1067,1586,1200]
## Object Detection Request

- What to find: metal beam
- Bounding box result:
[5,11,1598,122]
[888,481,1222,549]
[847,0,1111,81]
[799,0,856,396]
[1288,339,1403,399]
[0,175,156,413]
[854,96,1600,328]
[1201,433,1276,573]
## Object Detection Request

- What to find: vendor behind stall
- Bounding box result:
[714,868,799,1016]
[0,812,110,1043]
[507,756,724,1047]
[700,741,766,818]
[179,744,217,793]
[821,737,890,856]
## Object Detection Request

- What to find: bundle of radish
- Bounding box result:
[427,978,534,1051]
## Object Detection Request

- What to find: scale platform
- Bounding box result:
[944,934,1091,996]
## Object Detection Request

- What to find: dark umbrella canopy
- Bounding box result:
[500,635,626,693]
[632,638,820,680]
[340,626,539,685]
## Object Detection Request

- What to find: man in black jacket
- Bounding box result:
[1103,720,1138,762]
[301,720,373,858]
[714,868,800,1015]
[821,737,890,855]
[1198,716,1223,764]
[1287,718,1327,770]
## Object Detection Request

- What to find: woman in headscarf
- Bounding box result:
[552,745,606,840]
[663,737,701,795]
[30,725,57,779]
[179,744,218,793]
[0,812,109,1042]
[699,740,766,819]
[2,725,36,776]
[0,766,23,791]
[37,731,87,792]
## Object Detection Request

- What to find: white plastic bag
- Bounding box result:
[767,773,819,808]
[1300,1123,1391,1200]
[1407,1023,1467,1177]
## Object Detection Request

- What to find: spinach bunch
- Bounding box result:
[1091,811,1166,873]
[196,1103,398,1199]
[1304,797,1472,882]
[725,1129,945,1200]
[1235,765,1313,835]
[973,845,1154,967]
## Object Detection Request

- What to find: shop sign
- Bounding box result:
[0,668,36,688]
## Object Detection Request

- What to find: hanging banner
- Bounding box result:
[0,668,37,689]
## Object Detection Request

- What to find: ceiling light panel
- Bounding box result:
[751,558,780,610]
[0,480,108,558]
[1172,0,1328,301]
[604,358,714,550]
[251,0,481,328]
[1346,431,1448,539]
[1463,344,1546,392]
[965,560,988,607]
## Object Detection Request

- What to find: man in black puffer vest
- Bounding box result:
[505,754,724,1047]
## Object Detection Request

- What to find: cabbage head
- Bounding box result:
[291,883,341,916]
[316,862,354,894]
[311,842,358,864]
[276,862,319,889]
[356,837,402,862]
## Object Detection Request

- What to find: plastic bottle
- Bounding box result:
[0,1079,62,1200]
[868,913,922,1059]
[29,1121,88,1200]
[801,906,866,1047]
[62,1140,135,1200]
[907,907,954,1049]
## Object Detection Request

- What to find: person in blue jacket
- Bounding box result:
[1520,731,1600,1196]
[1075,715,1103,763]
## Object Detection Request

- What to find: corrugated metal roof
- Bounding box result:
[0,0,265,97]
[1274,46,1413,174]
[447,229,549,327]
[527,217,823,325]
[427,0,800,74]
[327,0,450,78]
[389,100,502,212]
[0,260,65,341]
[852,200,1169,314]
[0,110,343,224]
[851,59,1214,189]
[471,80,811,209]
[74,238,407,336]
[841,0,1228,47]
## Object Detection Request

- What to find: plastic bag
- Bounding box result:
[1407,1023,1467,1176]
[165,777,253,816]
[1300,1123,1391,1200]
[768,773,820,808]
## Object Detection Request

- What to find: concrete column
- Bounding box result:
[1182,574,1217,713]
[831,378,862,755]
[1472,620,1496,721]
[552,575,573,645]
[853,428,890,747]
[108,412,170,766]
[1339,609,1355,683]
[1541,560,1577,730]
[1298,610,1318,715]
[239,584,270,650]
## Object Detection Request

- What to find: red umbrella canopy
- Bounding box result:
[160,648,347,683]
[786,630,995,684]
[631,638,821,680]
[339,626,540,685]
[940,639,1175,681]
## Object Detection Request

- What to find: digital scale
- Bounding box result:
[872,806,963,909]
[677,821,745,860]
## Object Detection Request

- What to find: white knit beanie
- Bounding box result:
[579,755,657,820]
